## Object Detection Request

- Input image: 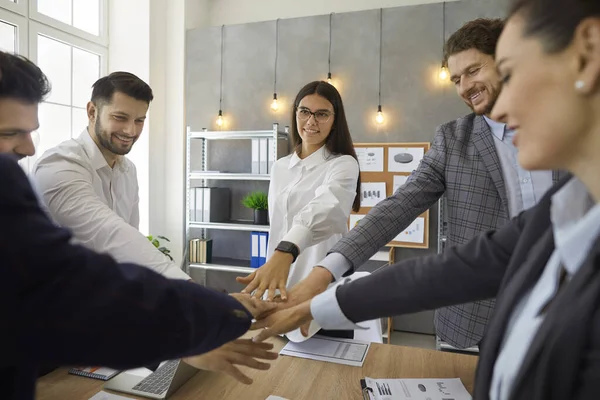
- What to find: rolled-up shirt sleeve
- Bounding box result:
[282,156,359,253]
[34,160,190,280]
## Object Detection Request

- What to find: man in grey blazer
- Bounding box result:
[281,18,561,349]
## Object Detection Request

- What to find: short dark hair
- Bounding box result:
[508,0,600,53]
[91,71,154,105]
[444,18,505,64]
[0,51,51,103]
[291,81,361,212]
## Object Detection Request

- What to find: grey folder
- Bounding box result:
[191,187,230,222]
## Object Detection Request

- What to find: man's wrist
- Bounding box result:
[305,267,333,296]
[273,250,294,263]
[312,266,334,285]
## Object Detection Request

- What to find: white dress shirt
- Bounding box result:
[267,145,359,341]
[33,129,190,280]
[319,117,554,282]
[310,177,600,400]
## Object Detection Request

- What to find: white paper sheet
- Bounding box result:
[393,217,425,244]
[392,175,408,193]
[363,377,471,400]
[388,147,424,173]
[266,396,290,400]
[360,182,387,207]
[89,391,135,400]
[280,335,370,367]
[356,147,384,172]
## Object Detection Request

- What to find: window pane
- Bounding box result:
[73,0,100,36]
[72,107,88,137]
[38,103,71,157]
[72,47,99,107]
[38,0,72,26]
[38,35,72,105]
[0,21,16,53]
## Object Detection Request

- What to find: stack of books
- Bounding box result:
[189,238,213,263]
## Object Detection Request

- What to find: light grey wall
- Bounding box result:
[186,0,506,334]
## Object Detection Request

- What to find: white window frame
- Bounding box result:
[0,0,27,17]
[0,7,28,55]
[28,0,108,46]
[28,20,108,74]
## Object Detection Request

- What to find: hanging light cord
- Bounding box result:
[219,24,224,111]
[442,2,446,64]
[328,13,332,75]
[274,19,279,94]
[378,8,383,106]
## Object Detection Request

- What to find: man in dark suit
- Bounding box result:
[281,18,562,350]
[0,51,277,399]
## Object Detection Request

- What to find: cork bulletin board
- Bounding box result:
[350,142,431,249]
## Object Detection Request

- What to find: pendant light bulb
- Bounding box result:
[375,105,384,125]
[270,93,279,111]
[216,110,223,127]
[439,65,449,81]
[327,72,333,85]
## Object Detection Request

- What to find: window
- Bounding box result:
[0,19,16,52]
[31,0,105,38]
[0,7,27,53]
[0,0,107,170]
[30,22,106,159]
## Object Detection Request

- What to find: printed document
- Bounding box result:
[362,377,471,400]
[280,335,370,367]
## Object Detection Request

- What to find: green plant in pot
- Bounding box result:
[241,191,268,225]
[147,235,173,261]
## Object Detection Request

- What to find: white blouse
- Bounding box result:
[267,145,359,341]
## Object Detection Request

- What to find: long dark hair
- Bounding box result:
[508,0,600,53]
[290,81,361,212]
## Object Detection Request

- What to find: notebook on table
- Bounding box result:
[68,366,120,381]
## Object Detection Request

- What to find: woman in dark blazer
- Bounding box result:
[253,1,600,399]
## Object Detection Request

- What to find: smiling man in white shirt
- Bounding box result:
[33,72,189,280]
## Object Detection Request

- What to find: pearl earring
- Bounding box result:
[575,80,585,90]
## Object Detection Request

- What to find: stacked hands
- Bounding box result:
[188,256,331,385]
[235,255,334,342]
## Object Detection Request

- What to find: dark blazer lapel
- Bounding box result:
[471,115,510,216]
[509,238,600,398]
[475,228,555,397]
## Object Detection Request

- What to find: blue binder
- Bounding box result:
[258,232,268,267]
[250,232,260,268]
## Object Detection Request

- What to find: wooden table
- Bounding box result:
[36,339,478,400]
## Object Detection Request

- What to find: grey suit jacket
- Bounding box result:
[330,113,562,348]
[334,176,600,400]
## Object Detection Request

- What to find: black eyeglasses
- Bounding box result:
[296,107,334,124]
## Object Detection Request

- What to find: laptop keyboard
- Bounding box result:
[132,360,179,395]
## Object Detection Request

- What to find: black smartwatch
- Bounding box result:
[275,241,300,263]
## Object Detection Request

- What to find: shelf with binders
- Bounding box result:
[185,123,288,279]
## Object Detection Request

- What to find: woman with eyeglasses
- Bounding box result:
[237,81,360,341]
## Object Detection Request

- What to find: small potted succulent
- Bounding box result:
[241,191,268,225]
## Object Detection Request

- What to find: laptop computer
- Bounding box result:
[104,360,198,399]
